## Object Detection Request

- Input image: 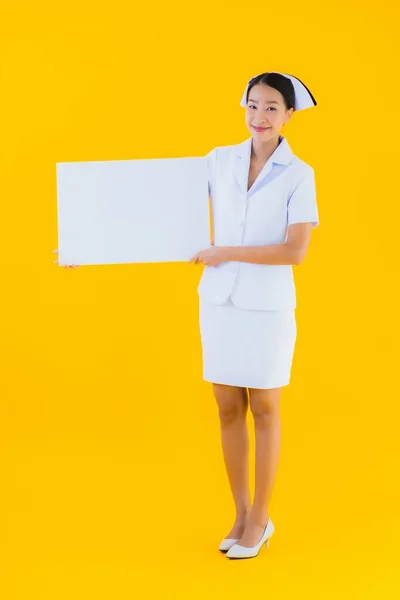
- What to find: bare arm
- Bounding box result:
[220,223,314,265]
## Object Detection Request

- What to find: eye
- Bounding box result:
[248,104,276,111]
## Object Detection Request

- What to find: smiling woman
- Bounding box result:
[190,71,319,559]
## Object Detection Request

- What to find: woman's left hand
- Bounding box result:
[189,246,227,267]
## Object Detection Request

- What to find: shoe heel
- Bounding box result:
[265,539,270,548]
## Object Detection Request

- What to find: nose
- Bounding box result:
[253,112,269,126]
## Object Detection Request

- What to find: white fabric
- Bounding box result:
[199,298,297,389]
[240,72,316,111]
[197,135,319,310]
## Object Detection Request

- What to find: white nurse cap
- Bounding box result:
[240,72,317,111]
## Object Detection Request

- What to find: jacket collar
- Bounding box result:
[234,135,293,194]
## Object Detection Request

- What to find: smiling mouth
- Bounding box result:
[253,126,271,131]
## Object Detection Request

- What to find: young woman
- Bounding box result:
[189,71,319,559]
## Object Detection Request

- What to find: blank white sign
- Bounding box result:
[56,156,211,265]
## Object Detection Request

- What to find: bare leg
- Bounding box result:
[237,386,282,547]
[213,383,252,538]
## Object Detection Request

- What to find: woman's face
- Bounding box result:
[245,83,293,140]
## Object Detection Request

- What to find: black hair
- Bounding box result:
[246,72,295,111]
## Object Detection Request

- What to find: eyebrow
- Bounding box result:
[248,98,279,105]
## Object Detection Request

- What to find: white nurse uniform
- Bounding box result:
[198,134,319,389]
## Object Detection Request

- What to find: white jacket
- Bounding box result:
[198,135,319,310]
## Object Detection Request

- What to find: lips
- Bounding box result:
[253,126,271,132]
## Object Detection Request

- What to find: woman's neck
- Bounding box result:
[251,135,281,162]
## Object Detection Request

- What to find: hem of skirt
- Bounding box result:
[203,376,291,389]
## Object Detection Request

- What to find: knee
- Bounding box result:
[249,389,281,421]
[218,403,246,425]
[213,386,248,425]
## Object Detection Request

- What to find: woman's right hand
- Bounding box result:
[53,249,79,268]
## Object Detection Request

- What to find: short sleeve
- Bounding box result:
[206,148,217,200]
[287,167,319,228]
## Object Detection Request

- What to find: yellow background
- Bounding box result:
[1,0,399,597]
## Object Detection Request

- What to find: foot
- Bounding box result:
[224,515,249,540]
[236,516,269,547]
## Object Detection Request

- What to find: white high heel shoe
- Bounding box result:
[225,518,274,559]
[218,537,240,552]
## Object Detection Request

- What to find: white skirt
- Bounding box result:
[199,297,297,389]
